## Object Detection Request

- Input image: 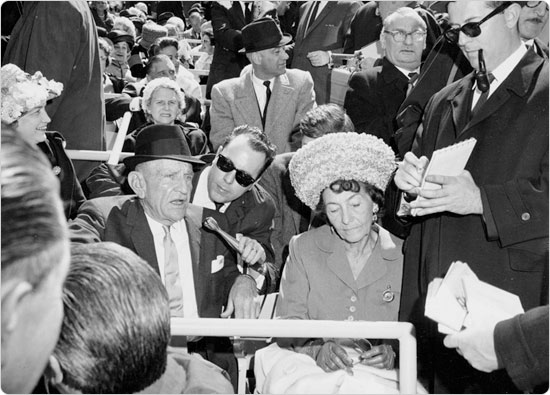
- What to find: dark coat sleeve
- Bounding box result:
[494,306,549,392]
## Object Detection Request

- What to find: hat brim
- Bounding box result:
[240,34,292,53]
[123,154,205,170]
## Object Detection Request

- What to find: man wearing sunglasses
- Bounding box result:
[395,1,548,393]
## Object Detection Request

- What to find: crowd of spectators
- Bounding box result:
[1,1,548,394]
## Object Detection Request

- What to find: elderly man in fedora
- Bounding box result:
[210,17,316,154]
[69,124,273,390]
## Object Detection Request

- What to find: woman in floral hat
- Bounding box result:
[1,64,85,219]
[255,132,413,394]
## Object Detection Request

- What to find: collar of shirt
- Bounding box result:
[191,166,229,213]
[251,71,276,115]
[474,43,527,96]
[395,65,420,80]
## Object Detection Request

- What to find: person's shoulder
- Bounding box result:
[81,194,137,213]
[349,66,382,87]
[291,224,332,250]
[377,225,404,260]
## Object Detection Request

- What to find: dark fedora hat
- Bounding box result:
[240,17,292,53]
[107,29,135,48]
[157,11,175,26]
[123,124,204,170]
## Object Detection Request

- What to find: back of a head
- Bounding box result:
[299,104,355,139]
[1,124,68,287]
[53,242,171,394]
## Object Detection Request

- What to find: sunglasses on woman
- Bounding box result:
[444,2,512,44]
[215,153,257,187]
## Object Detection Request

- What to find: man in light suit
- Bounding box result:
[395,1,548,392]
[210,17,316,153]
[290,0,361,104]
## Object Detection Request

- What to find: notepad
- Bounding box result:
[410,138,477,216]
[421,138,477,190]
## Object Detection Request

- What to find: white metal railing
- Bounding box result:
[171,318,417,394]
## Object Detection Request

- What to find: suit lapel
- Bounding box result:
[306,2,336,38]
[297,2,312,40]
[235,74,263,127]
[128,200,160,274]
[449,75,475,138]
[327,247,357,291]
[461,51,543,136]
[265,73,293,131]
[184,204,204,311]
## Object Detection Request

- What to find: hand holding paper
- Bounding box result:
[410,170,483,216]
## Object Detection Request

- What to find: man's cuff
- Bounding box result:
[480,187,498,240]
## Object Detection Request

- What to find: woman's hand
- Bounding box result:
[359,344,396,370]
[315,341,354,373]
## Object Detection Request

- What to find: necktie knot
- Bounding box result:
[408,72,419,83]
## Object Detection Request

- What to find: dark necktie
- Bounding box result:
[262,80,272,128]
[306,1,320,32]
[471,73,495,119]
[162,225,184,317]
[406,72,419,96]
[244,3,252,23]
[214,202,223,211]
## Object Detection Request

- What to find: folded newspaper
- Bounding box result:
[425,261,524,334]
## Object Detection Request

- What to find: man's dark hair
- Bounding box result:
[53,242,171,393]
[157,36,179,51]
[222,125,277,175]
[299,104,355,139]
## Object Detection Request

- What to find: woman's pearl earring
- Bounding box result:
[373,204,379,223]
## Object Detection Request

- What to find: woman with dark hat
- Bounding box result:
[106,29,137,83]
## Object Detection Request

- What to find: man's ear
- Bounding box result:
[380,31,387,51]
[44,355,64,386]
[1,280,33,353]
[504,3,521,28]
[127,170,146,198]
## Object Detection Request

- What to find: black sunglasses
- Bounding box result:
[215,154,257,187]
[444,2,512,44]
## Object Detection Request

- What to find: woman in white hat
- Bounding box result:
[1,64,85,219]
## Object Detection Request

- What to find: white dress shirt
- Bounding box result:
[191,166,229,212]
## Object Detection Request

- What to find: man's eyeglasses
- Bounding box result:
[526,1,549,10]
[215,154,257,187]
[444,2,512,44]
[383,30,427,42]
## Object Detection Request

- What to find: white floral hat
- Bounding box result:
[1,64,63,124]
[289,133,397,210]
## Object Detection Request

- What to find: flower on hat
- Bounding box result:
[1,64,63,124]
[289,133,397,210]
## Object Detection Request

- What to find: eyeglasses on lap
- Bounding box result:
[444,2,512,44]
[383,30,426,42]
[526,1,549,10]
[216,153,257,187]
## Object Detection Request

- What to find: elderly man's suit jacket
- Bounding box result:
[68,196,260,318]
[291,0,360,104]
[400,49,548,393]
[209,69,316,153]
[344,57,409,147]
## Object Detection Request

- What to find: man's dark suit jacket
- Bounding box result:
[344,57,409,147]
[205,2,251,99]
[343,1,441,57]
[400,49,549,394]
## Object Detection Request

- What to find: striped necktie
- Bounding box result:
[163,225,184,317]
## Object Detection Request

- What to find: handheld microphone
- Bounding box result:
[475,49,490,93]
[203,217,267,275]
